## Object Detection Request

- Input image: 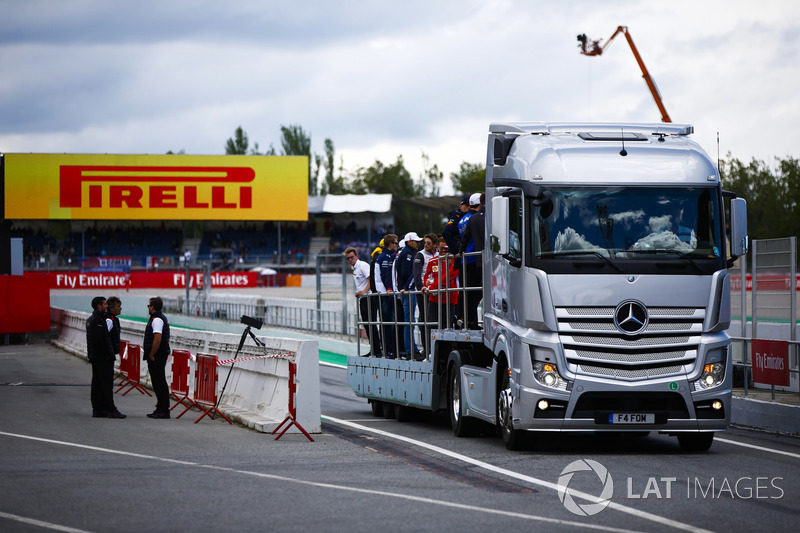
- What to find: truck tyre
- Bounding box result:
[449,361,479,437]
[370,400,384,417]
[394,403,412,422]
[677,432,714,452]
[497,371,531,450]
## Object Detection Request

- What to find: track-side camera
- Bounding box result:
[240,315,263,330]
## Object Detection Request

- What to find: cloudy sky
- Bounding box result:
[2,1,799,194]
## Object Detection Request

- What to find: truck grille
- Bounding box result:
[557,306,704,381]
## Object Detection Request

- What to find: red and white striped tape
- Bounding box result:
[216,352,292,367]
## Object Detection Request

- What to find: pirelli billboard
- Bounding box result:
[2,153,308,221]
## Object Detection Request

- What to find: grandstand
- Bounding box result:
[8,193,459,273]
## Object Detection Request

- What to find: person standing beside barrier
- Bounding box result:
[460,193,485,330]
[144,296,171,419]
[106,296,122,357]
[104,295,126,417]
[374,234,398,358]
[87,296,125,419]
[422,240,459,358]
[396,231,422,359]
[413,233,438,360]
[345,247,381,357]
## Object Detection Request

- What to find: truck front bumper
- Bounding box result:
[513,376,730,433]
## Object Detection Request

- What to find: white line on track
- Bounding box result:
[0,430,640,533]
[322,416,715,533]
[716,437,800,459]
[0,510,94,533]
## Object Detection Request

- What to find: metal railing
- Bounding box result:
[162,296,361,341]
[730,237,800,402]
[355,252,484,359]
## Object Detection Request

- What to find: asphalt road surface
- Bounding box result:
[1,343,799,533]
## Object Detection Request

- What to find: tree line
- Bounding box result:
[220,125,485,199]
[720,155,800,241]
[217,126,797,241]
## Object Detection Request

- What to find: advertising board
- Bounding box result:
[4,153,308,221]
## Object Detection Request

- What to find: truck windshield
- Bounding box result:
[530,187,724,273]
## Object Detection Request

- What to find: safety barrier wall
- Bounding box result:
[50,307,320,434]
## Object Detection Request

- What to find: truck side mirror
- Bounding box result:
[729,198,748,258]
[491,196,509,255]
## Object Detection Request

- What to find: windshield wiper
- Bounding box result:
[626,249,703,272]
[544,250,624,273]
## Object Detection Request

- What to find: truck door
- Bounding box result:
[488,190,524,332]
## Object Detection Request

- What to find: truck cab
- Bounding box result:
[485,122,747,450]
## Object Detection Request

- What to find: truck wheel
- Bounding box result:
[677,432,714,452]
[394,403,413,422]
[370,400,383,417]
[449,363,479,437]
[497,371,531,450]
[383,402,396,419]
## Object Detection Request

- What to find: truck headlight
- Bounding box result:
[695,363,724,390]
[533,362,566,389]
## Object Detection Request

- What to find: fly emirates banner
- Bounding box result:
[3,153,308,221]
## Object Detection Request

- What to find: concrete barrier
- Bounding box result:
[50,307,320,433]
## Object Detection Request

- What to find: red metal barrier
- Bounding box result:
[114,344,152,397]
[193,353,232,425]
[169,349,197,418]
[114,339,130,385]
[271,361,314,442]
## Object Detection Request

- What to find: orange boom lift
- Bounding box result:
[577,26,672,123]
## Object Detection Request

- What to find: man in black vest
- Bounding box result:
[87,296,125,418]
[144,296,171,419]
[106,296,122,357]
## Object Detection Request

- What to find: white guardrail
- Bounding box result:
[50,307,321,434]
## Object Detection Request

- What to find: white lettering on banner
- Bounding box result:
[167,273,251,288]
[55,273,127,288]
[754,352,786,371]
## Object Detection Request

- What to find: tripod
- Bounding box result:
[215,324,265,411]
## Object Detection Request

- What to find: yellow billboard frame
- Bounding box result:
[3,153,308,221]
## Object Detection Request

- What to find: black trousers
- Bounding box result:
[91,357,117,413]
[147,355,170,412]
[359,296,382,355]
[416,294,428,356]
[464,262,483,329]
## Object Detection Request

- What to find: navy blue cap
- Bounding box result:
[460,195,470,205]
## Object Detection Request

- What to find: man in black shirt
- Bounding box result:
[144,297,171,419]
[87,296,125,418]
[460,193,486,330]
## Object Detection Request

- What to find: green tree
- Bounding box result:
[450,162,486,194]
[313,154,323,196]
[420,152,443,197]
[350,156,416,196]
[280,124,313,194]
[719,155,800,240]
[225,126,250,155]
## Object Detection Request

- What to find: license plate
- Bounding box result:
[609,413,654,424]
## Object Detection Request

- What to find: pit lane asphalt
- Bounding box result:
[0,343,647,533]
[3,343,799,533]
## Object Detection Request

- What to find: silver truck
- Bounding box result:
[347,122,748,451]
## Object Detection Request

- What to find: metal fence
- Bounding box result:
[731,236,799,400]
[162,295,362,341]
